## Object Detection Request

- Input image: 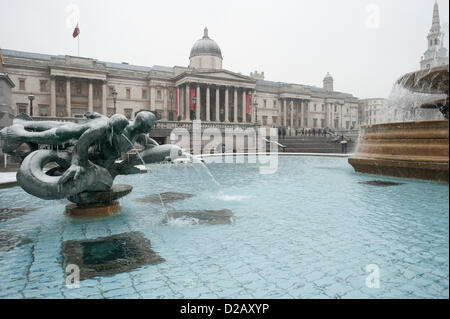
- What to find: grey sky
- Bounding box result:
[1,0,448,99]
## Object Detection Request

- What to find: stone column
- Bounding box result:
[102,82,107,115]
[215,87,220,122]
[88,80,93,113]
[290,100,294,133]
[283,99,287,126]
[206,85,210,121]
[242,89,246,123]
[162,87,168,120]
[185,83,190,120]
[224,87,229,122]
[250,91,254,123]
[176,85,180,119]
[50,76,56,117]
[196,85,201,120]
[65,77,71,117]
[233,88,238,123]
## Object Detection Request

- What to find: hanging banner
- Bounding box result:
[246,92,251,114]
[190,88,196,111]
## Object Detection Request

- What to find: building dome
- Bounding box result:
[189,27,223,69]
[190,27,222,59]
[324,72,333,80]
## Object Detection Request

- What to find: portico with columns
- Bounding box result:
[173,70,256,124]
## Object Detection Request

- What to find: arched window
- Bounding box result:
[435,39,439,45]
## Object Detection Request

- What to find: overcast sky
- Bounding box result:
[1,0,448,99]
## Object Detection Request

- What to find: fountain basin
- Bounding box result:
[348,120,449,182]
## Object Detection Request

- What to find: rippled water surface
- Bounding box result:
[0,156,448,298]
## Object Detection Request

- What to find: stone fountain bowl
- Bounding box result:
[348,120,449,182]
[397,65,449,95]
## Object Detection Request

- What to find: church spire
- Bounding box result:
[432,0,440,28]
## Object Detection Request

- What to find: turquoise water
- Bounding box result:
[0,156,448,298]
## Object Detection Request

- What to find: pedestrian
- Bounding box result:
[282,126,286,140]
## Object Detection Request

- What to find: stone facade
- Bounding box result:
[359,98,386,125]
[0,28,360,132]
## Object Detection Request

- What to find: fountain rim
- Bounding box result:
[358,119,449,130]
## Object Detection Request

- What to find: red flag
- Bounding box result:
[246,93,251,114]
[190,88,196,111]
[72,23,80,38]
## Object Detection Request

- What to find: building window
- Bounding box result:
[109,87,114,96]
[314,104,317,111]
[263,100,267,108]
[142,89,147,99]
[39,80,48,92]
[124,108,133,120]
[322,105,325,112]
[321,119,325,128]
[17,103,27,114]
[75,81,82,95]
[19,79,25,91]
[272,116,278,124]
[57,106,66,117]
[273,100,277,108]
[346,121,350,129]
[334,105,337,112]
[157,90,162,100]
[94,86,101,97]
[313,118,318,127]
[262,116,268,125]
[126,88,131,99]
[56,81,65,94]
[39,105,49,116]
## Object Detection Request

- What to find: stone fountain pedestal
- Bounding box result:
[348,120,449,182]
[65,184,133,217]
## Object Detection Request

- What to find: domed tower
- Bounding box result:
[189,27,223,70]
[323,72,334,92]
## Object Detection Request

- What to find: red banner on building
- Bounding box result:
[246,93,251,114]
[190,88,196,111]
[175,87,178,115]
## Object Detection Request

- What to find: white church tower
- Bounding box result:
[420,1,449,70]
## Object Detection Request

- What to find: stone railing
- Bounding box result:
[31,116,260,134]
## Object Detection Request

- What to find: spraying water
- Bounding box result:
[121,133,169,214]
[182,151,221,188]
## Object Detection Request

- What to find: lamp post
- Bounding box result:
[28,94,35,117]
[112,89,118,115]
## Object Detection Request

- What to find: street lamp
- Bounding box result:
[27,94,35,116]
[112,88,118,115]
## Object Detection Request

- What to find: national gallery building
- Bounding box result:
[0,27,360,132]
